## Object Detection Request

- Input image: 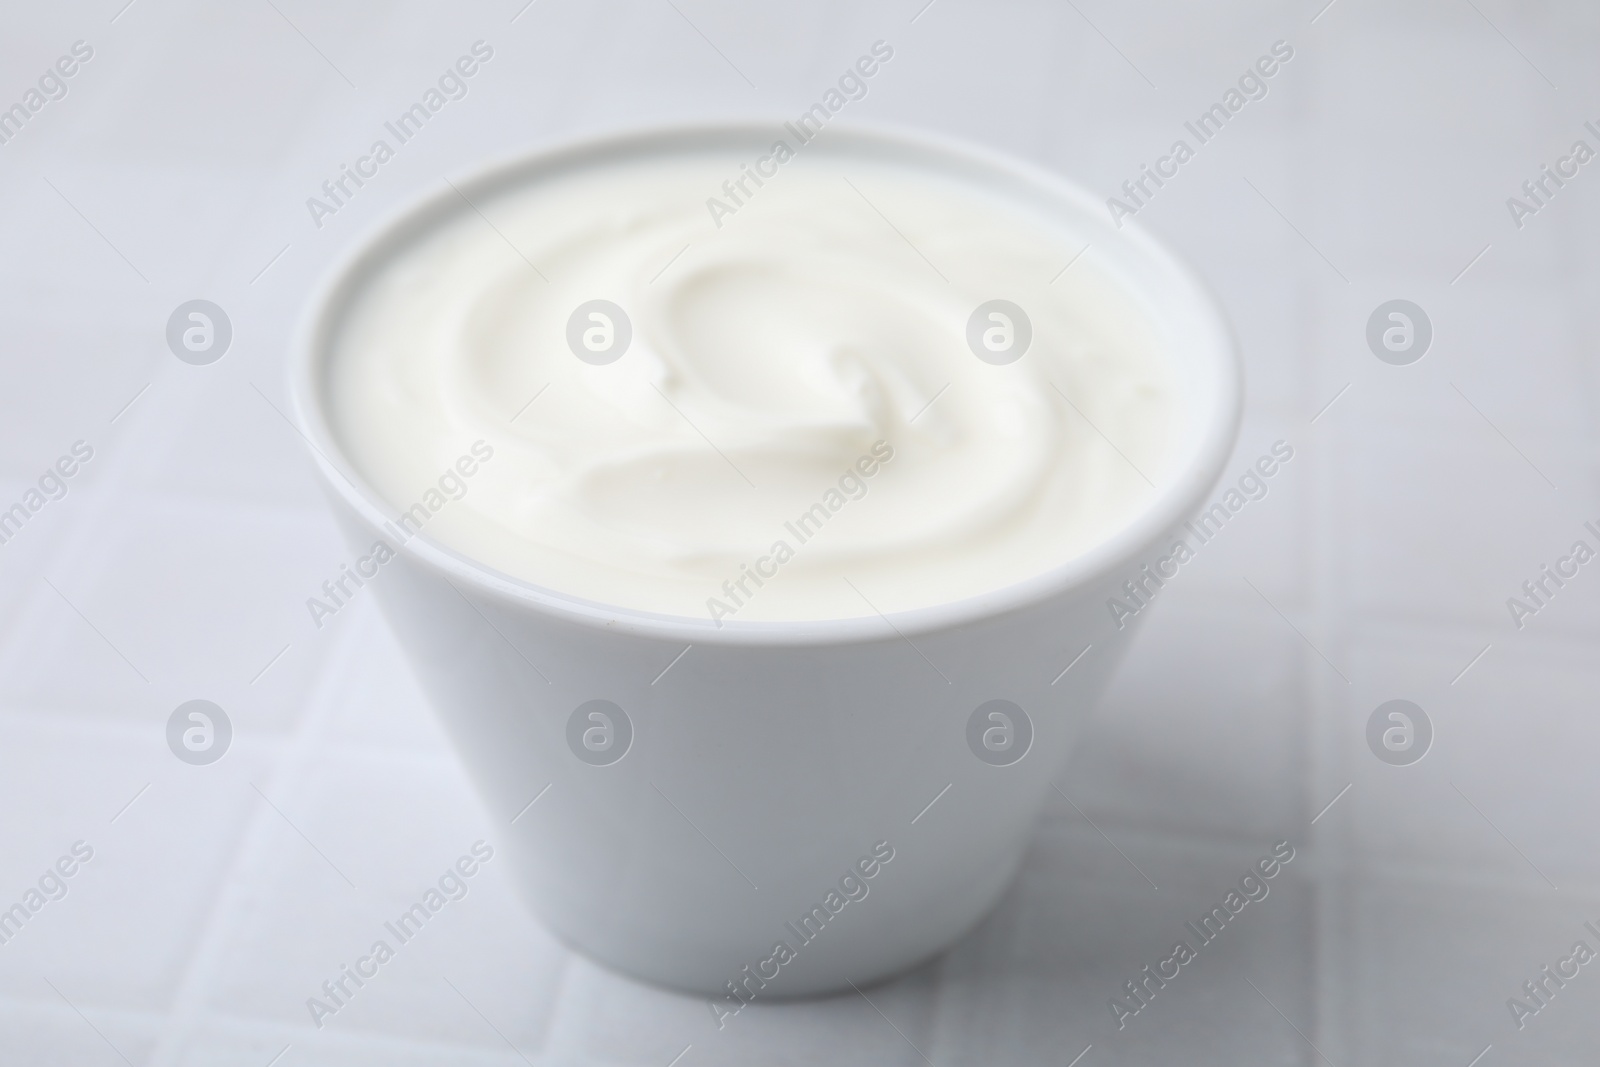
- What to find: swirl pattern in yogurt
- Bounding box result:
[326,150,1175,621]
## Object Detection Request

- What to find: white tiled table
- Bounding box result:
[2,1,1597,1063]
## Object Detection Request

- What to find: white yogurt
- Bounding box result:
[326,150,1176,621]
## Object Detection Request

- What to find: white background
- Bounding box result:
[1,0,1597,1063]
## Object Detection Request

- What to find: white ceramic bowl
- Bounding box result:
[289,122,1241,999]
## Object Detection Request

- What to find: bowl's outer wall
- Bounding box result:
[334,501,1162,997]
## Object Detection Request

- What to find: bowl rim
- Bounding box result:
[288,119,1243,647]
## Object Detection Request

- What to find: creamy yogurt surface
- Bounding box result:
[325,147,1176,622]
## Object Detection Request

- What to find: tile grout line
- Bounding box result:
[0,361,204,686]
[140,606,378,1066]
[1295,86,1354,1060]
